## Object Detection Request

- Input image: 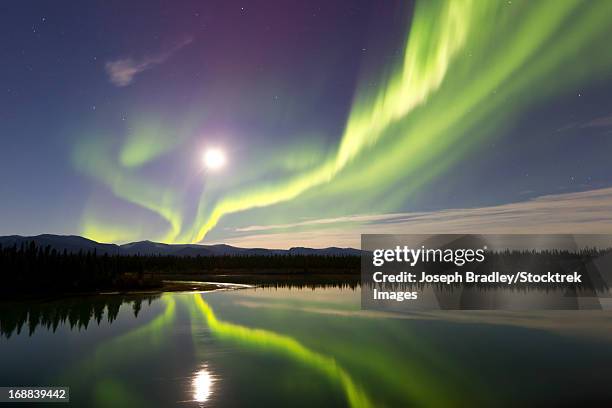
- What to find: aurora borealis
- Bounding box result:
[2,0,612,246]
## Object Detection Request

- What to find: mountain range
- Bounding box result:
[0,234,361,257]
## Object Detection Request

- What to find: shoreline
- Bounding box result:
[0,273,360,302]
[99,280,254,295]
[0,280,253,303]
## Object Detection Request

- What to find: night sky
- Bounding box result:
[2,0,612,247]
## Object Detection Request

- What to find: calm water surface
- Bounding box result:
[2,286,612,407]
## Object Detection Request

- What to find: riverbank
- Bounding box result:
[0,280,253,302]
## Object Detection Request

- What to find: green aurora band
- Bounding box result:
[73,137,184,242]
[190,293,374,408]
[74,0,612,243]
[60,294,372,407]
[60,295,177,407]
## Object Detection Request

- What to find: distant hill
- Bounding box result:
[0,234,120,255]
[287,246,362,256]
[0,234,361,257]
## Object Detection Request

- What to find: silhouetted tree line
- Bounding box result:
[0,241,156,294]
[476,248,610,290]
[253,282,360,291]
[0,294,160,339]
[0,241,360,295]
[205,273,361,287]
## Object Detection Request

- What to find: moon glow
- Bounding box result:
[203,148,226,171]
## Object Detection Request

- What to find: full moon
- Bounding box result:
[203,148,226,170]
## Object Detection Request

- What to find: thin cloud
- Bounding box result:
[234,213,401,232]
[219,187,612,248]
[105,36,193,87]
[554,113,612,132]
[583,113,612,128]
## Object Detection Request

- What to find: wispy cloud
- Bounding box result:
[583,113,612,128]
[105,36,192,87]
[234,214,399,232]
[554,112,612,133]
[218,187,612,248]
